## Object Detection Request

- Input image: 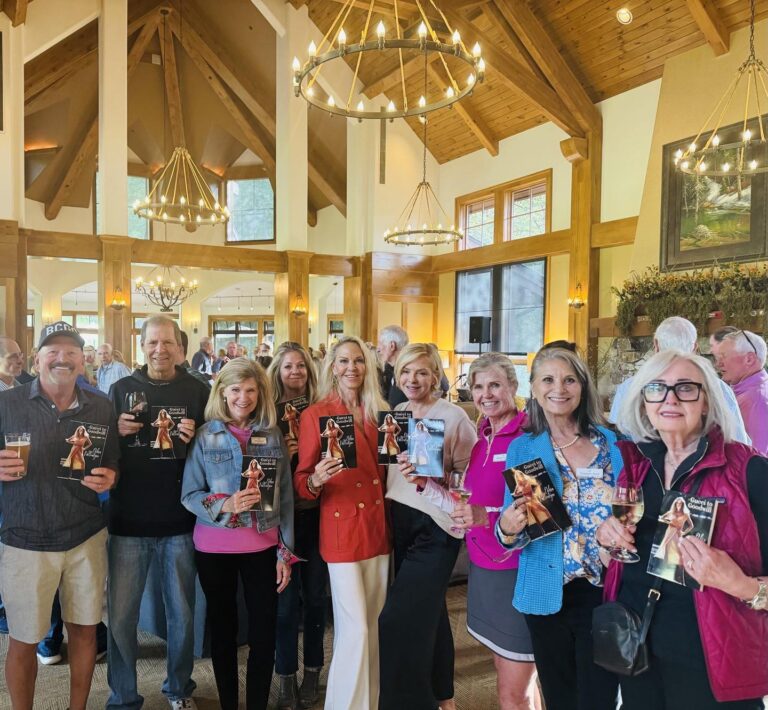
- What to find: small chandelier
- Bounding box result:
[292,0,484,121]
[674,0,768,177]
[384,115,462,246]
[135,265,198,312]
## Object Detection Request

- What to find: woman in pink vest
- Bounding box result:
[597,350,768,708]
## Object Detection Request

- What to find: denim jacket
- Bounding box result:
[181,419,295,559]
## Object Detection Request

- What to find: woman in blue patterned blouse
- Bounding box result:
[495,344,621,710]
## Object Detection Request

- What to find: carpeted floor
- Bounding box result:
[0,584,499,709]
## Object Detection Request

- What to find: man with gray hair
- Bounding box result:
[190,336,214,381]
[710,327,768,455]
[0,337,24,391]
[610,317,751,444]
[377,325,410,407]
[96,343,131,395]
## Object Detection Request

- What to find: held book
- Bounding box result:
[319,415,357,468]
[377,410,412,464]
[502,458,572,540]
[647,491,720,590]
[58,420,109,481]
[277,396,310,444]
[407,418,445,478]
[149,405,188,460]
[239,454,278,512]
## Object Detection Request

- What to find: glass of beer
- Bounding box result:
[4,433,31,478]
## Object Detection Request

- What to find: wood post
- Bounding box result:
[274,251,311,347]
[99,235,133,362]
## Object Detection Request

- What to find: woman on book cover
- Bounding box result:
[378,413,402,457]
[409,420,431,466]
[320,417,346,466]
[281,402,300,442]
[63,425,92,470]
[266,342,325,708]
[596,345,768,709]
[242,459,264,508]
[151,408,175,457]
[512,467,560,535]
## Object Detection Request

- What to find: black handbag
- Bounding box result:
[592,578,661,676]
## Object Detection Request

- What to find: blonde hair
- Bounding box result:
[467,352,519,389]
[205,358,276,428]
[318,336,386,424]
[617,350,733,443]
[267,341,318,404]
[394,343,443,395]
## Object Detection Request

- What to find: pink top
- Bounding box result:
[463,411,526,571]
[193,423,279,555]
[733,369,768,456]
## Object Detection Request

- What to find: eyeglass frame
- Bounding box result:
[641,381,704,403]
[739,330,759,357]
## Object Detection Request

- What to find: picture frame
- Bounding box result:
[660,119,768,271]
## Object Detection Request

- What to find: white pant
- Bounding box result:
[325,554,390,710]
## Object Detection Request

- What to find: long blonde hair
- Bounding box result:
[205,358,276,428]
[266,341,318,404]
[318,336,386,424]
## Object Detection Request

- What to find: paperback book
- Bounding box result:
[647,491,720,590]
[377,410,412,464]
[407,418,445,478]
[239,454,278,512]
[502,458,572,540]
[277,396,310,444]
[58,420,109,481]
[149,405,188,459]
[319,415,357,468]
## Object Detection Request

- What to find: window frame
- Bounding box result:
[224,177,277,245]
[208,315,275,348]
[454,169,552,252]
[93,169,154,240]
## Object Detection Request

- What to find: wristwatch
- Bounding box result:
[744,578,768,611]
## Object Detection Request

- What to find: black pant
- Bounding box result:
[379,502,461,710]
[196,547,278,710]
[620,651,764,709]
[524,578,618,710]
[275,507,328,675]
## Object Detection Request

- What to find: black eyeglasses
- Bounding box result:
[740,330,759,357]
[642,381,703,403]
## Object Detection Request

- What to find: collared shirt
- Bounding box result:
[733,369,768,455]
[0,378,19,392]
[0,379,120,551]
[97,361,132,395]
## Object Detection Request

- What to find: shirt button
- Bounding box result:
[358,502,365,509]
[375,499,382,505]
[372,479,380,485]
[356,482,362,488]
[334,511,340,518]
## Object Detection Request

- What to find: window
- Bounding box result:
[210,317,274,355]
[62,311,100,349]
[226,179,275,243]
[456,171,551,251]
[327,315,344,343]
[94,173,151,239]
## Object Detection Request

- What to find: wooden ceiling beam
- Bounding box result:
[308,162,346,217]
[481,3,546,83]
[685,0,729,56]
[490,0,600,133]
[362,53,437,99]
[158,16,186,147]
[443,9,583,137]
[308,203,318,228]
[1,0,28,26]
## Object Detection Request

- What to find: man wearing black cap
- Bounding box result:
[0,321,119,710]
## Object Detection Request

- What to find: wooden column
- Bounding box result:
[343,255,371,342]
[99,235,133,361]
[0,220,27,346]
[274,250,311,347]
[561,130,602,362]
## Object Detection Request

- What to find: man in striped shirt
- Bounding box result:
[96,343,131,395]
[0,337,23,392]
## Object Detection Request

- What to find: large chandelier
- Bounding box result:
[674,0,768,177]
[291,0,485,120]
[135,265,199,312]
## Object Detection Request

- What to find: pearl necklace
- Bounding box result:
[551,433,580,451]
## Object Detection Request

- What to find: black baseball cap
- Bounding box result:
[38,321,85,350]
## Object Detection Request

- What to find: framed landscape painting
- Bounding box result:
[660,119,768,271]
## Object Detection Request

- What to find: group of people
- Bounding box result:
[189,337,276,380]
[0,313,767,710]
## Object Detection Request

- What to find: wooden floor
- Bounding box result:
[0,584,500,709]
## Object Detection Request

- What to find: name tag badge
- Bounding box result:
[251,436,268,446]
[493,453,507,463]
[576,467,603,479]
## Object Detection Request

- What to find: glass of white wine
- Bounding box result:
[448,471,472,532]
[609,485,644,563]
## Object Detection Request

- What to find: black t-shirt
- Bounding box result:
[618,438,768,667]
[108,366,209,537]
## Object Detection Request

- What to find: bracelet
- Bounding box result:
[744,577,768,610]
[307,475,323,496]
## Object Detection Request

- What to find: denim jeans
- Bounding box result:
[275,507,328,675]
[106,534,197,709]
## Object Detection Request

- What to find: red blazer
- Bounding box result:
[295,396,392,563]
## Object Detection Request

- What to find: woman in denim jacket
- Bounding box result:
[182,358,296,710]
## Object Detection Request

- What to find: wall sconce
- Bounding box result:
[110,286,127,311]
[191,321,199,334]
[291,295,308,317]
[568,283,585,310]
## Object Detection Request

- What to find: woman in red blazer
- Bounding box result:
[295,336,391,709]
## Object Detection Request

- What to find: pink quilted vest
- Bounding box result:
[604,429,768,702]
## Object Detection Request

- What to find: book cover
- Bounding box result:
[647,491,720,590]
[319,415,357,468]
[58,420,109,481]
[277,396,310,443]
[239,455,278,512]
[149,405,188,459]
[377,410,412,464]
[502,458,572,540]
[407,418,445,478]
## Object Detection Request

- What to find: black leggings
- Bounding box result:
[196,547,278,710]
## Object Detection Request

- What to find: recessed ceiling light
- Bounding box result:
[616,7,633,24]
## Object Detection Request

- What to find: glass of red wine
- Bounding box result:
[609,485,644,563]
[125,391,148,448]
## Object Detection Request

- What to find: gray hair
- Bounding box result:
[617,350,734,443]
[379,325,409,352]
[0,337,20,358]
[654,317,698,352]
[720,329,767,368]
[467,352,518,389]
[140,316,182,346]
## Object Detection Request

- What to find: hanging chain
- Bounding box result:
[422,48,428,183]
[750,0,756,60]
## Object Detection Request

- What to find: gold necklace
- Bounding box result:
[551,433,580,451]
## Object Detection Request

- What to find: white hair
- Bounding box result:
[654,317,698,352]
[617,350,734,443]
[721,330,767,368]
[379,325,409,351]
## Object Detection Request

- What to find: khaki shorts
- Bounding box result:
[0,528,108,644]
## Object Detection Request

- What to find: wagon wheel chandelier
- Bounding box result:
[135,263,199,312]
[674,0,768,178]
[291,0,485,120]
